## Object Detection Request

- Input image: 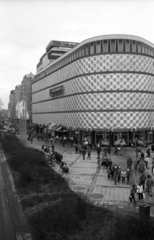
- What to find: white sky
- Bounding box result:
[0,0,154,109]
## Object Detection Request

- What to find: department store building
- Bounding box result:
[32,35,154,146]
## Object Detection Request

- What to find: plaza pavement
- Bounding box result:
[26,138,154,217]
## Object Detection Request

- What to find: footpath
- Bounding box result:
[26,138,154,217]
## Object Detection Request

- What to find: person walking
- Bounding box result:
[117,165,121,183]
[30,132,34,144]
[136,183,144,201]
[127,157,133,170]
[129,185,136,203]
[82,148,86,160]
[126,168,131,184]
[146,175,153,196]
[97,146,101,158]
[87,148,91,160]
[121,169,126,183]
[113,165,118,185]
[139,159,145,173]
[144,155,149,169]
[139,171,146,190]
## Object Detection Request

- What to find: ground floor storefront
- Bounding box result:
[63,129,154,147]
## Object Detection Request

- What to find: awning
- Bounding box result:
[56,126,62,131]
[48,123,57,130]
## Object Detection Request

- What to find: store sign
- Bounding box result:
[49,86,64,98]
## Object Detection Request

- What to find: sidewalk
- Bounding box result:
[26,138,154,217]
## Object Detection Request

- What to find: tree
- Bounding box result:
[0,98,3,110]
[0,99,8,122]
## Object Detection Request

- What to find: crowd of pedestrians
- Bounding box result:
[129,146,154,203]
[27,124,154,203]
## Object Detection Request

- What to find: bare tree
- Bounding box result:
[0,98,3,110]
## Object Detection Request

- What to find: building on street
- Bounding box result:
[32,35,154,146]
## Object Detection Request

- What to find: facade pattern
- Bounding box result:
[32,53,154,130]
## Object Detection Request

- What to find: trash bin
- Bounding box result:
[139,204,150,221]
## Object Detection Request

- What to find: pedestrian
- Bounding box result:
[30,132,34,144]
[121,169,126,183]
[51,144,54,153]
[136,183,144,201]
[139,160,145,173]
[127,157,133,170]
[129,185,136,203]
[113,146,118,155]
[139,171,146,190]
[82,148,86,160]
[144,155,149,169]
[113,165,118,185]
[75,143,79,154]
[87,148,91,160]
[134,159,138,171]
[146,175,153,196]
[107,167,111,180]
[97,146,101,158]
[63,136,67,146]
[146,147,151,158]
[126,168,131,184]
[37,132,40,141]
[110,166,114,180]
[69,136,74,146]
[117,165,121,182]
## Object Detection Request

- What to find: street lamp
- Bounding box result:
[108,127,113,154]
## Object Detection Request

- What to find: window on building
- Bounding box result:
[79,49,82,58]
[103,40,109,53]
[85,44,89,56]
[141,43,144,54]
[147,47,151,56]
[144,45,148,55]
[118,39,124,52]
[132,40,136,53]
[96,41,101,53]
[90,42,94,54]
[125,40,130,52]
[82,47,85,57]
[151,49,154,56]
[110,39,116,52]
[137,42,141,53]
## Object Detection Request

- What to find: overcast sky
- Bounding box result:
[0,0,154,109]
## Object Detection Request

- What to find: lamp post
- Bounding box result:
[108,127,113,154]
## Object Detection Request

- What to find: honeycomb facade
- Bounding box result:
[32,35,154,146]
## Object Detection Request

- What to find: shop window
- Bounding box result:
[118,39,124,52]
[90,42,94,54]
[95,132,109,146]
[114,132,129,145]
[103,40,109,53]
[132,40,136,53]
[125,40,130,52]
[110,39,116,52]
[96,41,101,53]
[137,42,141,53]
